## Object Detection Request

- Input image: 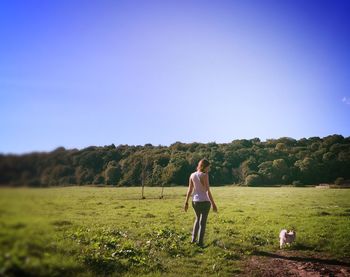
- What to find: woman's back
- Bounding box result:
[191,171,210,202]
[184,158,217,247]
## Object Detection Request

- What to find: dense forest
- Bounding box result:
[0,135,349,187]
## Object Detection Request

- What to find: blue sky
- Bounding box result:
[1,0,350,153]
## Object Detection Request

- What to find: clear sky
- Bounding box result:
[1,0,350,154]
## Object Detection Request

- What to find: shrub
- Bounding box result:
[335,177,345,186]
[93,175,104,185]
[245,174,262,186]
[104,163,121,185]
[292,180,303,187]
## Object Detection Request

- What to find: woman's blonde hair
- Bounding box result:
[197,159,210,172]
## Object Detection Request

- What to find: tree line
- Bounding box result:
[0,135,349,187]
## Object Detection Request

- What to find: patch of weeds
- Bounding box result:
[316,211,331,216]
[75,212,86,215]
[237,245,257,256]
[144,213,156,218]
[212,239,227,249]
[112,244,142,259]
[220,218,235,224]
[0,209,8,215]
[291,242,315,251]
[26,242,46,258]
[211,250,242,275]
[82,251,126,275]
[338,213,350,217]
[51,220,72,227]
[248,234,270,246]
[213,226,221,233]
[338,209,350,217]
[10,223,26,229]
[0,251,28,277]
[0,249,81,277]
[67,227,163,275]
[227,229,240,238]
[221,250,241,260]
[148,227,190,258]
[282,213,293,217]
[101,227,128,237]
[66,227,89,243]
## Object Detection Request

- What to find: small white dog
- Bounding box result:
[279,229,296,249]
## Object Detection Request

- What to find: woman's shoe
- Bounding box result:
[197,242,205,248]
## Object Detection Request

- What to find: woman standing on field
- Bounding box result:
[184,159,217,247]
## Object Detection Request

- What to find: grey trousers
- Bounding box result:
[191,201,211,245]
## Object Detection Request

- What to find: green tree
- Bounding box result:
[245,174,262,186]
[104,161,121,185]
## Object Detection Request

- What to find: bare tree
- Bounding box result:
[159,182,164,199]
[140,155,148,199]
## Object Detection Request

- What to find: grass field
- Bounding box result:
[0,186,350,276]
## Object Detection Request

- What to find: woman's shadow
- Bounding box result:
[253,250,350,267]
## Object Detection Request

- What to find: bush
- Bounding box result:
[93,175,104,185]
[292,180,303,187]
[104,163,121,185]
[245,174,262,186]
[334,177,345,186]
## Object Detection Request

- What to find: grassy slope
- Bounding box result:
[0,186,349,276]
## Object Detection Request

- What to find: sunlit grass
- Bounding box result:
[0,186,349,276]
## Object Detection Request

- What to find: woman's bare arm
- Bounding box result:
[184,176,193,212]
[203,174,218,212]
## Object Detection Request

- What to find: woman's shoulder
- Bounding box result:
[190,172,196,178]
[197,171,207,177]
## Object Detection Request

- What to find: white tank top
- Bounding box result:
[191,171,210,202]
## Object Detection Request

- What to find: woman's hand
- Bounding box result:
[212,203,218,213]
[184,202,189,212]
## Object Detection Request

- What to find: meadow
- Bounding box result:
[0,186,349,276]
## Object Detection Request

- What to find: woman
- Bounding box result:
[184,159,217,247]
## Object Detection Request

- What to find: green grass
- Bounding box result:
[0,186,349,276]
